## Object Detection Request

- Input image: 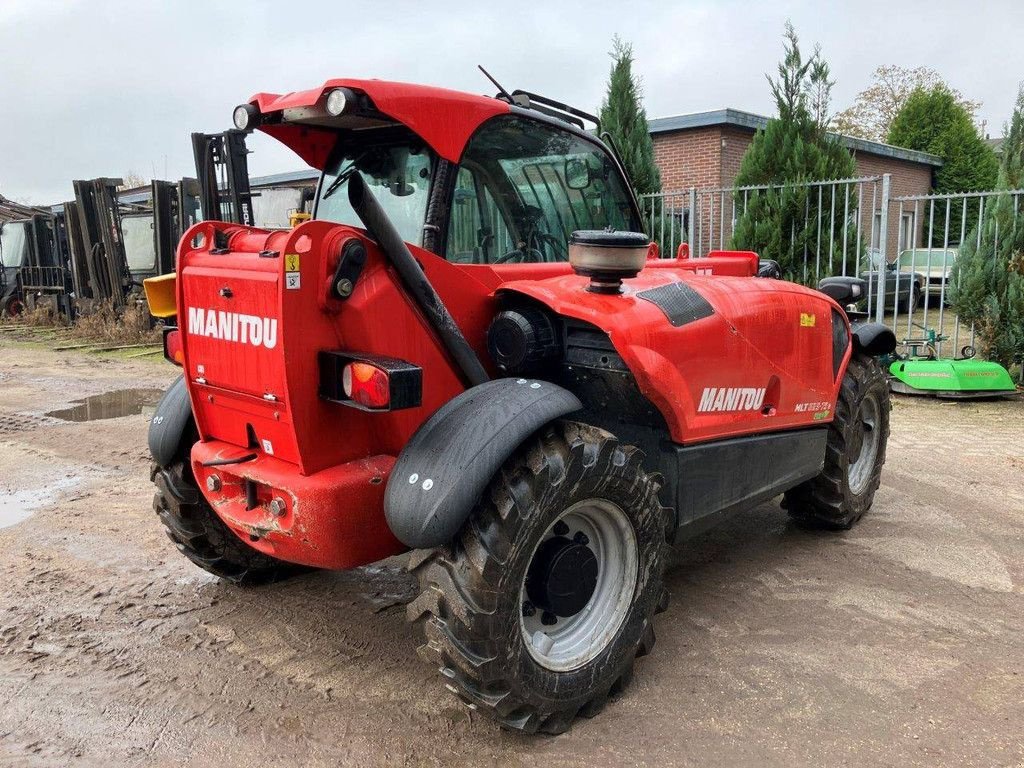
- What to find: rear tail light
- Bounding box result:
[163,327,184,366]
[343,362,391,408]
[319,352,422,411]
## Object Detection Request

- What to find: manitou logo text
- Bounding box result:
[697,387,766,413]
[187,308,278,350]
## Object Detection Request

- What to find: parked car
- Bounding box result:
[896,248,957,304]
[859,250,926,313]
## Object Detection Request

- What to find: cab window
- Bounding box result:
[447,167,514,263]
[315,136,436,247]
[447,115,639,264]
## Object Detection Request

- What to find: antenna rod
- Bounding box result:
[478,65,512,101]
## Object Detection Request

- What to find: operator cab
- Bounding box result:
[293,95,643,265]
[122,212,158,281]
[0,219,31,270]
[1,219,32,315]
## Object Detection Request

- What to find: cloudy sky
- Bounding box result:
[2,0,1022,204]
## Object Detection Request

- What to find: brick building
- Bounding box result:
[648,109,942,258]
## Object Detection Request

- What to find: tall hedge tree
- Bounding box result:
[950,85,1024,373]
[833,66,981,143]
[599,36,661,196]
[887,86,998,243]
[730,22,857,284]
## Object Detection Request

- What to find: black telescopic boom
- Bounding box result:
[347,173,489,388]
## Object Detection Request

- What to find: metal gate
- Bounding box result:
[641,176,1024,362]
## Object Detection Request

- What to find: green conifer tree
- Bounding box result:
[950,85,1024,373]
[887,86,999,243]
[599,36,661,196]
[730,23,857,283]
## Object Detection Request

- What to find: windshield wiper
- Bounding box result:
[321,151,369,201]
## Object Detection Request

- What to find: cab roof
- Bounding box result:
[249,79,510,168]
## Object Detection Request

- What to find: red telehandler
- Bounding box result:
[145,79,896,733]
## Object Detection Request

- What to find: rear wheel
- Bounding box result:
[3,295,25,317]
[408,421,671,734]
[152,459,300,585]
[784,353,890,529]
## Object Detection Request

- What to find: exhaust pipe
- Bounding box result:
[348,173,489,388]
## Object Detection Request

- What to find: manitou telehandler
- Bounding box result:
[145,79,896,734]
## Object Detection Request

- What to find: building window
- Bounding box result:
[899,212,916,250]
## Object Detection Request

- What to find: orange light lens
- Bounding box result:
[342,362,390,408]
[164,329,184,366]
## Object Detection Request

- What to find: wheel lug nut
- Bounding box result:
[522,601,536,617]
[269,497,287,517]
[541,611,558,626]
[206,475,221,492]
[573,531,589,546]
[553,521,569,536]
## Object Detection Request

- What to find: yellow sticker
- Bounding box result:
[284,254,301,272]
[800,312,816,327]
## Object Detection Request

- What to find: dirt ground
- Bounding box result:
[1,340,1022,768]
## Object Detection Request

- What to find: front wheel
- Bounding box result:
[408,421,671,734]
[784,353,890,529]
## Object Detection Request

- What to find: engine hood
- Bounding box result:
[498,269,848,443]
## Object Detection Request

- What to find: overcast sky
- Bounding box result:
[2,0,1022,204]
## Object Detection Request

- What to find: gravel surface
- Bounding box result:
[1,340,1022,767]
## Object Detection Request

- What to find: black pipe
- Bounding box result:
[348,173,489,388]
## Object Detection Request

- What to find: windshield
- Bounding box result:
[447,115,640,264]
[315,139,435,246]
[254,187,307,229]
[0,221,30,268]
[898,249,956,268]
[122,214,157,272]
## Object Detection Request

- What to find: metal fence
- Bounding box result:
[641,175,1024,362]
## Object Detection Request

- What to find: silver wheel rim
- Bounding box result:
[519,498,638,672]
[848,394,881,495]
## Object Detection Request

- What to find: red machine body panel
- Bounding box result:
[249,79,510,167]
[499,271,848,444]
[189,441,400,569]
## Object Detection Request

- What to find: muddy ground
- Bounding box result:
[0,339,1022,767]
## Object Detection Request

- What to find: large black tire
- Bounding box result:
[408,421,671,734]
[3,295,25,318]
[784,353,890,529]
[152,460,301,585]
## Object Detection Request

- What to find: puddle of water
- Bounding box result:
[46,388,164,423]
[0,476,80,529]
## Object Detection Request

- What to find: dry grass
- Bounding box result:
[69,300,160,345]
[6,301,68,328]
[1,298,159,346]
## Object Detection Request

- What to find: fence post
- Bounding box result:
[687,187,696,253]
[874,174,891,323]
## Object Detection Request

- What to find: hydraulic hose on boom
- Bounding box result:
[347,173,489,388]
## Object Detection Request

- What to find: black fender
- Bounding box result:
[384,378,582,549]
[148,375,195,468]
[850,321,897,356]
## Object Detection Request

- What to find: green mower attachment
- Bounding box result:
[889,357,1018,399]
[888,323,1018,399]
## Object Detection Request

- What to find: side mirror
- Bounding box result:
[565,158,591,190]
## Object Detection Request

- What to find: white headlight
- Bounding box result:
[233,104,254,130]
[325,88,349,117]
